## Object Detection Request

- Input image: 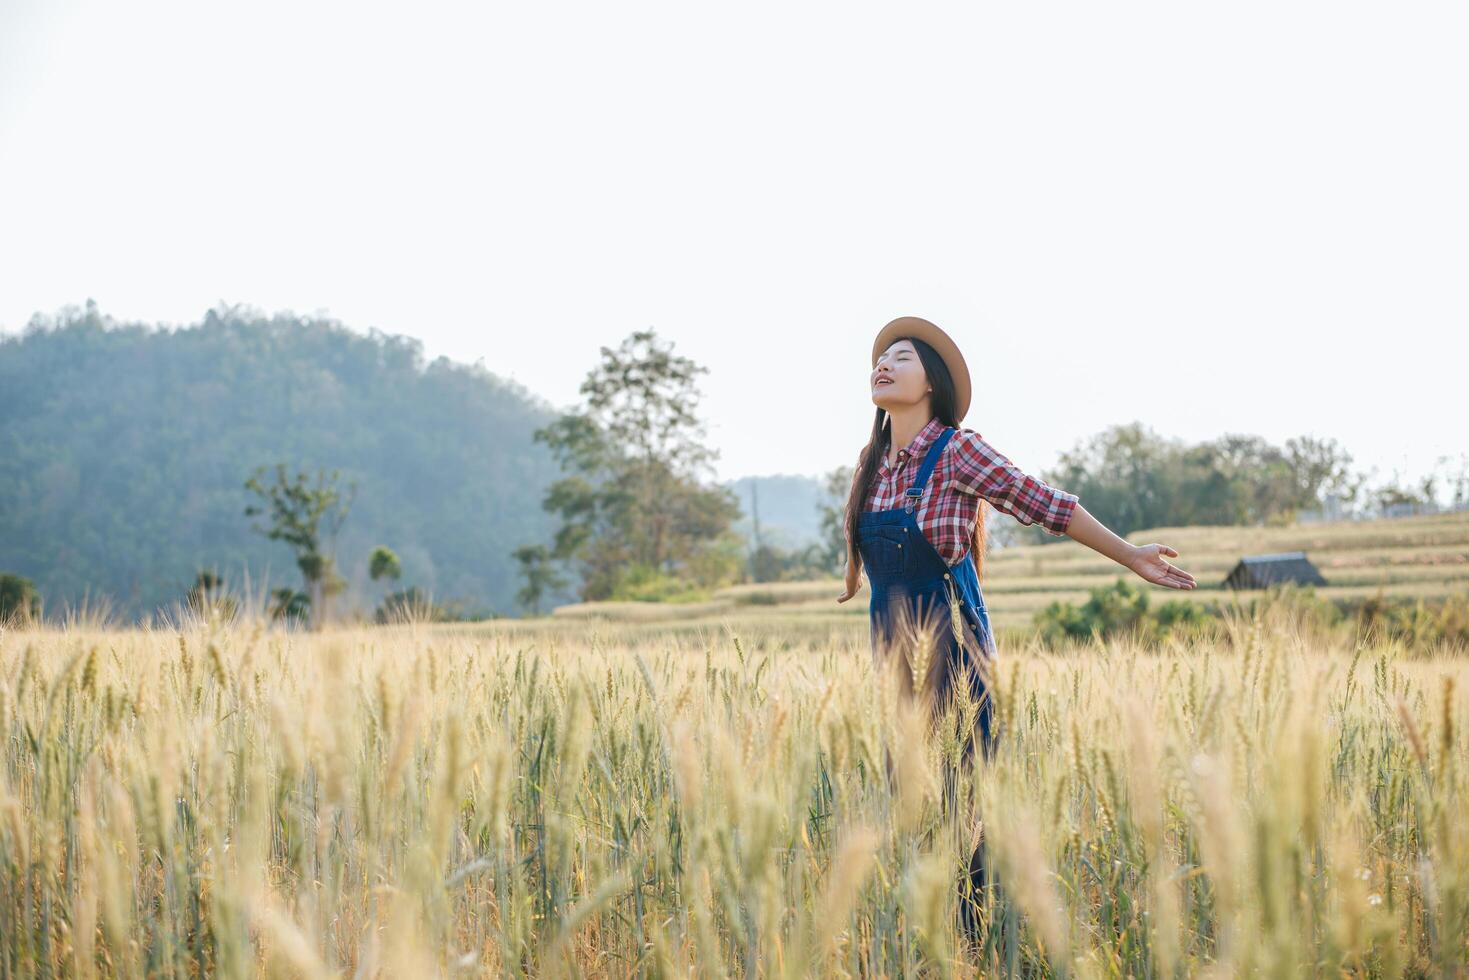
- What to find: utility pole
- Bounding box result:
[749,481,763,581]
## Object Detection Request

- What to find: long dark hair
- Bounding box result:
[844,336,988,580]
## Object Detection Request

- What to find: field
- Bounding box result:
[3,511,1469,976]
[2,613,1468,976]
[551,510,1469,634]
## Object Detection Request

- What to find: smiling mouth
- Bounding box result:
[874,378,894,387]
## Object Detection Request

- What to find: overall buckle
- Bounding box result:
[903,486,923,512]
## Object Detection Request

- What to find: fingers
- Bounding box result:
[1166,563,1197,587]
[1143,564,1196,589]
[1151,571,1195,589]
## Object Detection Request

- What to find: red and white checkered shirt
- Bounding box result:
[852,416,1079,565]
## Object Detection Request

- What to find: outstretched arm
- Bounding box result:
[948,429,1196,591]
[1064,503,1196,591]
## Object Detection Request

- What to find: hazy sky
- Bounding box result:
[2,1,1464,492]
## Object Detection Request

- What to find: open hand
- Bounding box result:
[1127,543,1197,590]
[836,561,862,603]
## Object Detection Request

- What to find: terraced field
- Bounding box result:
[549,510,1469,635]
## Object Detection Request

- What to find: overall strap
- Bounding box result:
[903,426,956,513]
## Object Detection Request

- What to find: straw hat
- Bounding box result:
[871,315,972,423]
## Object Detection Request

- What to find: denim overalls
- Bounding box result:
[855,424,998,763]
[856,425,1000,939]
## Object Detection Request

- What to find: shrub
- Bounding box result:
[0,573,41,623]
[1034,579,1469,653]
[374,586,463,624]
[605,564,709,603]
[1034,578,1181,646]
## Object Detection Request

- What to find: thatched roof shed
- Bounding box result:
[1223,551,1327,590]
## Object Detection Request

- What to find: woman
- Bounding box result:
[835,315,1196,944]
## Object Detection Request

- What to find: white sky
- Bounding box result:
[2,1,1464,492]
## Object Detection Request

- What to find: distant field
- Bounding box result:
[549,510,1469,633]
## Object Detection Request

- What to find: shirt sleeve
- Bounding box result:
[947,429,1078,536]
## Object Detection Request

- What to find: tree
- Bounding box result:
[368,545,402,583]
[1284,435,1360,512]
[1043,422,1177,538]
[1038,422,1382,537]
[1205,434,1301,525]
[526,329,742,601]
[748,540,834,583]
[244,463,356,627]
[512,543,569,616]
[0,573,40,623]
[1436,453,1469,509]
[367,545,404,621]
[1370,473,1439,514]
[815,464,854,574]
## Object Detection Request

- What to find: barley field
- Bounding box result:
[3,581,1468,977]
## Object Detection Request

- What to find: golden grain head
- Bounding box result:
[1,590,1464,976]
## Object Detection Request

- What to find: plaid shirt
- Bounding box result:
[853,416,1079,565]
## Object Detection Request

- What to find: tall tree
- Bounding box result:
[527,329,741,601]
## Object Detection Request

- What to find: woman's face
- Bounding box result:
[870,339,929,410]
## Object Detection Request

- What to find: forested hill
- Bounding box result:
[0,302,572,619]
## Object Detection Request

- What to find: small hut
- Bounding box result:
[1223,551,1327,590]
